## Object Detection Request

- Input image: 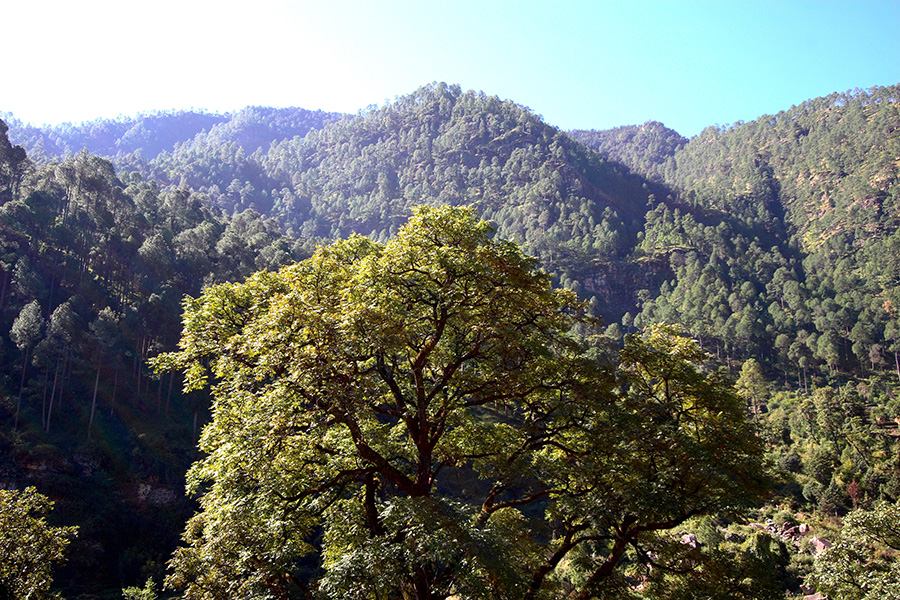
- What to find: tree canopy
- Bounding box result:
[155,206,768,600]
[0,487,76,600]
[807,502,900,599]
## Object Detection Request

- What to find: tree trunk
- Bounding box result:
[46,352,62,434]
[895,349,900,384]
[523,527,586,600]
[41,366,50,430]
[46,276,55,318]
[110,362,118,417]
[88,364,100,439]
[566,531,633,600]
[0,268,8,310]
[14,346,30,431]
[135,346,142,406]
[165,371,174,417]
[364,472,384,536]
[410,567,437,600]
[134,335,141,377]
[62,349,72,410]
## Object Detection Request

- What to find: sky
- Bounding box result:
[5,0,900,137]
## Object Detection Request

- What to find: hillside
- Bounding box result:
[122,85,649,241]
[0,118,314,594]
[7,82,900,415]
[108,83,675,315]
[569,120,687,184]
[2,106,341,162]
[2,82,900,598]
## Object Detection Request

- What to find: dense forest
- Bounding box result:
[1,81,899,599]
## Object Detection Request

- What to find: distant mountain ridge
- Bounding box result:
[1,106,342,161]
[5,82,900,360]
[569,121,688,184]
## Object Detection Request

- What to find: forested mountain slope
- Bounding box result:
[573,86,900,375]
[10,83,900,382]
[669,87,900,247]
[131,84,655,259]
[569,120,687,184]
[3,106,341,162]
[2,81,900,598]
[100,84,670,316]
[0,118,313,594]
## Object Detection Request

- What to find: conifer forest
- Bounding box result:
[2,82,900,599]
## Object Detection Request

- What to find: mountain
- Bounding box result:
[9,82,900,380]
[569,120,687,184]
[630,86,900,377]
[1,110,229,161]
[2,106,342,162]
[2,81,900,598]
[122,84,679,318]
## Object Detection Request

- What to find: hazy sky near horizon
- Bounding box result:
[5,0,900,137]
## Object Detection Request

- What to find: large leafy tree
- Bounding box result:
[156,205,585,600]
[156,206,767,600]
[531,324,770,600]
[806,502,900,600]
[0,487,77,600]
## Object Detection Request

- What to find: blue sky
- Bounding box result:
[5,0,900,137]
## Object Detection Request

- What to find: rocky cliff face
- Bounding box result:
[580,255,672,319]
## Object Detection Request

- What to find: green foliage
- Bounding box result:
[156,205,586,599]
[569,120,687,184]
[156,209,768,599]
[0,487,77,600]
[539,324,770,599]
[4,80,900,598]
[122,578,159,600]
[807,502,900,599]
[736,358,768,421]
[632,530,789,600]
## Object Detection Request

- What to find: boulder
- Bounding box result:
[810,536,832,555]
[724,531,744,543]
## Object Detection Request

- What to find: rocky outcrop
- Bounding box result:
[809,536,833,555]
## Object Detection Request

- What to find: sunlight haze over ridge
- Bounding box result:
[5,0,900,137]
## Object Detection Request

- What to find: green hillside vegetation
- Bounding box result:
[120,84,654,274]
[569,121,687,185]
[0,118,313,595]
[1,82,899,598]
[1,106,341,164]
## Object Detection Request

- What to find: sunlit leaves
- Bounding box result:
[156,205,587,598]
[807,502,900,600]
[0,487,77,600]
